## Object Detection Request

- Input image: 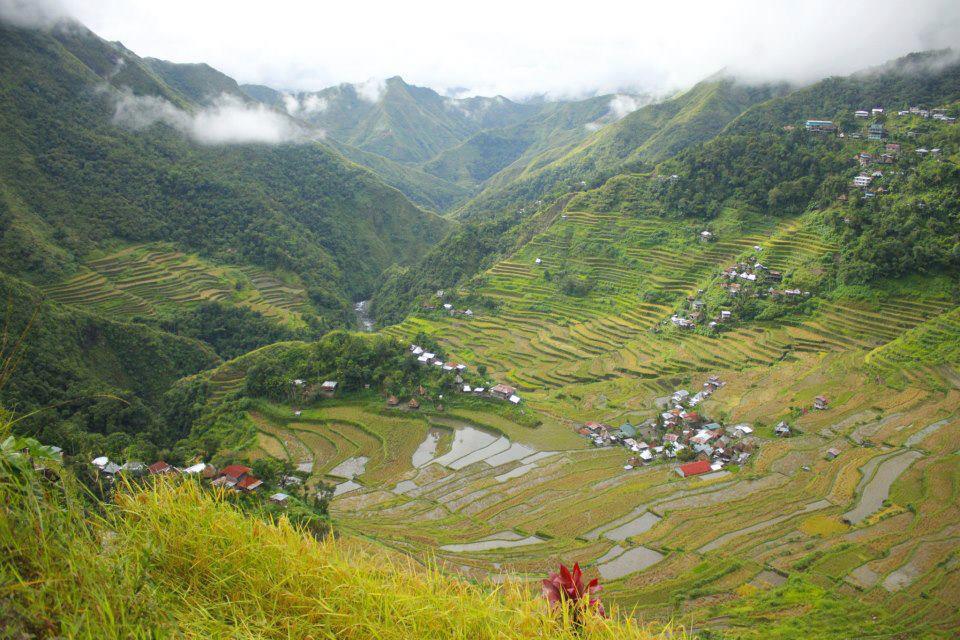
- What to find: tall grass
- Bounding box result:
[0,448,679,639]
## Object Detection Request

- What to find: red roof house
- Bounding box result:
[235,476,263,492]
[676,460,713,478]
[148,461,174,475]
[219,465,252,482]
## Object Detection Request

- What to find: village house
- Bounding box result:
[236,476,263,492]
[148,461,175,475]
[857,152,872,167]
[774,421,791,437]
[826,448,841,460]
[181,462,215,477]
[120,461,147,476]
[212,464,253,490]
[269,493,290,506]
[408,398,420,410]
[854,110,869,118]
[814,395,830,410]
[491,383,517,399]
[867,123,885,140]
[676,459,712,478]
[386,395,400,407]
[871,107,884,115]
[319,381,338,397]
[804,120,836,133]
[885,142,901,154]
[853,175,872,187]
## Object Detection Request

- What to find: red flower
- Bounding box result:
[542,562,606,619]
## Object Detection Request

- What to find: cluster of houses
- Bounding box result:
[422,290,473,316]
[894,106,956,123]
[576,377,758,477]
[407,344,522,405]
[664,260,803,331]
[88,457,293,505]
[410,344,469,374]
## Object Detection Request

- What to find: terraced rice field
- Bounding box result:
[357,208,960,634]
[244,378,957,636]
[192,205,956,635]
[44,244,310,323]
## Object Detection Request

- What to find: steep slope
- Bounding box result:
[0,271,218,458]
[326,137,471,211]
[245,77,540,164]
[458,78,784,218]
[0,21,448,313]
[422,94,622,189]
[142,57,251,104]
[0,470,667,640]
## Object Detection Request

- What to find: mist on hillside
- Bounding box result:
[4,0,954,101]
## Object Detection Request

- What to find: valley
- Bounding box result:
[0,9,958,639]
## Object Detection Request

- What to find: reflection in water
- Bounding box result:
[329,456,368,479]
[440,535,544,553]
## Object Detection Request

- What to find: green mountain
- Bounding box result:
[0,21,448,311]
[141,57,251,104]
[458,78,785,218]
[244,77,539,164]
[0,271,218,459]
[422,94,622,189]
[371,53,960,324]
[242,79,654,212]
[0,18,454,458]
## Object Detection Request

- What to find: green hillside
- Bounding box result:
[423,94,621,189]
[142,57,251,104]
[457,79,783,219]
[0,22,448,314]
[0,271,218,460]
[245,77,540,164]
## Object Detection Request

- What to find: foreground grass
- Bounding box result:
[0,463,678,639]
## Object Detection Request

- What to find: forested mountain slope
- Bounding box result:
[457,78,784,219]
[243,79,652,212]
[0,21,447,315]
[0,272,218,460]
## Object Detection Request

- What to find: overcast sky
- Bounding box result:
[7,0,960,99]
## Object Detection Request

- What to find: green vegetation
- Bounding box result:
[3,15,960,638]
[0,23,447,319]
[0,271,217,461]
[0,455,673,639]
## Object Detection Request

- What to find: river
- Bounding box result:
[354,299,374,332]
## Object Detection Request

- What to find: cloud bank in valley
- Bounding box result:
[13,0,960,99]
[112,90,311,145]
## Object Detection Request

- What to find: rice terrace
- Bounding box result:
[1,2,959,638]
[195,202,959,637]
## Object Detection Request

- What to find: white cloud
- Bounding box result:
[38,0,960,99]
[111,89,312,145]
[0,0,69,29]
[282,92,328,115]
[302,94,327,113]
[354,78,386,103]
[608,94,644,120]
